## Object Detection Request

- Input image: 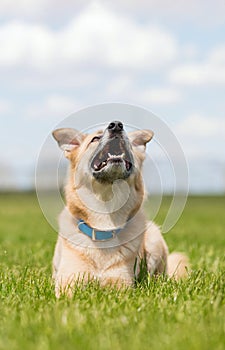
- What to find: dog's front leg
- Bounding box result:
[53,236,93,297]
[98,261,135,288]
[142,222,169,275]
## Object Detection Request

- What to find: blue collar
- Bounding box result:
[77,219,122,242]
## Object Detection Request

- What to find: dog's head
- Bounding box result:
[53,121,153,185]
[52,121,153,227]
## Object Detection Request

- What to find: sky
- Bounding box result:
[1,0,225,193]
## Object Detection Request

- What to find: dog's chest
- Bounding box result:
[83,245,137,284]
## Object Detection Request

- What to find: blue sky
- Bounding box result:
[1,0,225,193]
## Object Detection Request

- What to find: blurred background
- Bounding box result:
[1,0,225,194]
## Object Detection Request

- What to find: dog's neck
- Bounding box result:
[58,205,147,249]
[65,179,144,231]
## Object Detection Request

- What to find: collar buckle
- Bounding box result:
[91,228,96,241]
[78,219,121,242]
[91,228,117,242]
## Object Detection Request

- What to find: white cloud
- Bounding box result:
[0,0,46,16]
[0,0,85,19]
[174,114,225,160]
[26,95,81,120]
[209,46,225,63]
[1,0,225,27]
[169,44,225,86]
[0,99,12,115]
[105,76,182,105]
[138,87,182,105]
[169,63,225,86]
[0,3,178,72]
[175,114,225,138]
[115,0,225,25]
[106,76,132,96]
[0,21,56,68]
[110,0,225,27]
[181,44,199,60]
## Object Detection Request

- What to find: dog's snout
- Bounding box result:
[108,121,123,133]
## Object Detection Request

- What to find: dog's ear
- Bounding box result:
[52,128,85,157]
[129,129,154,152]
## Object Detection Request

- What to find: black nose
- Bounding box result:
[107,121,123,133]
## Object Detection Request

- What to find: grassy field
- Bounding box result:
[0,193,224,350]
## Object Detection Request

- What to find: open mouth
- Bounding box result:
[91,138,133,173]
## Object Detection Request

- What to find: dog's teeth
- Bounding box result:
[94,164,98,169]
[107,153,125,159]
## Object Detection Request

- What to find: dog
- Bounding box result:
[52,120,188,297]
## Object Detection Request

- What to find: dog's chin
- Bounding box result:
[91,159,133,183]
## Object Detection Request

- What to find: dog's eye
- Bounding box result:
[91,136,101,143]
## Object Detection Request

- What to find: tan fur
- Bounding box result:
[167,252,189,280]
[52,125,189,297]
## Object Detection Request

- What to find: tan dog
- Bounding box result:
[52,121,188,297]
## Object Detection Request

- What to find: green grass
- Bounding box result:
[0,193,224,350]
